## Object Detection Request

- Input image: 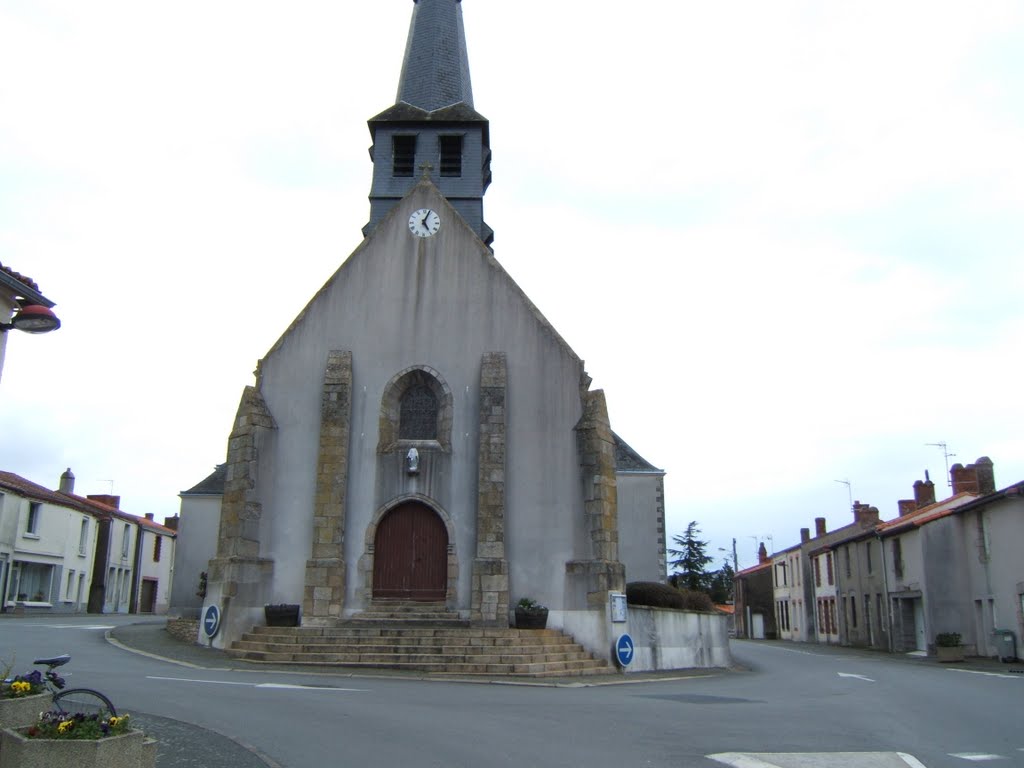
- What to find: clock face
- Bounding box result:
[408,208,441,238]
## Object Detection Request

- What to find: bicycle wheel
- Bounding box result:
[52,688,117,717]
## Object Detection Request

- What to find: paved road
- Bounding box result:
[2,615,1021,767]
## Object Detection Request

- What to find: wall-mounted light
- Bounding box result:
[0,304,61,334]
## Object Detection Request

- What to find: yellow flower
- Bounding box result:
[57,719,74,733]
[11,681,31,695]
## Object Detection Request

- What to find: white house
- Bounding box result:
[0,471,97,613]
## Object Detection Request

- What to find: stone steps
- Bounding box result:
[227,618,611,676]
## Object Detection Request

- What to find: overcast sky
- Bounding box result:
[1,1,1022,571]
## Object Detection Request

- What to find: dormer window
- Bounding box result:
[392,135,416,177]
[439,135,463,177]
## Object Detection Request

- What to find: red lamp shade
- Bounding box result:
[10,304,61,334]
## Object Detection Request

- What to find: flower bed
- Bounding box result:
[0,725,156,768]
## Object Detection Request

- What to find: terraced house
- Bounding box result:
[750,456,1022,661]
[0,469,176,615]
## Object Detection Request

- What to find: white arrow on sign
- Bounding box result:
[837,672,875,683]
[618,637,633,661]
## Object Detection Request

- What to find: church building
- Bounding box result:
[196,0,666,655]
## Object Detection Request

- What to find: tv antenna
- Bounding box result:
[925,442,955,487]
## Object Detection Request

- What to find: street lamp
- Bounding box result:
[0,304,61,334]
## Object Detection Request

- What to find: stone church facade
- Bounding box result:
[196,0,665,654]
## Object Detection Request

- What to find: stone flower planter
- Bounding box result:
[0,726,156,768]
[0,693,49,731]
[514,607,549,630]
[264,603,301,627]
[936,644,964,663]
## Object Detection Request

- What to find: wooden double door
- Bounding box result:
[372,502,447,601]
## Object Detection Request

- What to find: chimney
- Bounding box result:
[974,456,995,494]
[800,527,810,543]
[58,468,75,494]
[854,501,880,526]
[144,513,154,521]
[87,493,121,509]
[758,542,769,563]
[814,517,827,537]
[950,463,978,495]
[897,499,917,517]
[913,477,936,509]
[163,515,179,531]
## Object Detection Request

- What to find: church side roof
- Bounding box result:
[396,0,474,112]
[180,463,227,496]
[613,432,663,474]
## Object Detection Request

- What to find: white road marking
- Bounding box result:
[708,753,931,767]
[838,672,876,682]
[947,668,1020,680]
[948,755,1006,761]
[19,624,114,630]
[146,675,367,692]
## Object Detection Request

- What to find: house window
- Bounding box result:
[153,535,161,563]
[814,556,821,587]
[775,561,787,587]
[399,384,438,440]
[892,537,903,578]
[26,502,41,535]
[844,546,851,578]
[826,553,834,585]
[439,135,463,176]
[79,518,89,555]
[65,570,75,600]
[10,562,53,603]
[865,542,873,574]
[121,525,131,559]
[850,594,858,628]
[392,135,417,177]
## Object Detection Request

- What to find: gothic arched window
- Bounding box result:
[399,384,438,440]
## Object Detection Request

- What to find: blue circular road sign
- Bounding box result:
[614,633,634,667]
[203,605,221,638]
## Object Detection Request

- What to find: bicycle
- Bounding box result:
[22,654,117,717]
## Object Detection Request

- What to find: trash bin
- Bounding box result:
[991,629,1017,662]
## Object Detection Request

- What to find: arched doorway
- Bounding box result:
[372,502,447,601]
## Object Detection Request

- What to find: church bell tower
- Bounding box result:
[363,0,493,246]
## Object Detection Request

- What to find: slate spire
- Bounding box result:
[397,0,474,112]
[364,0,493,246]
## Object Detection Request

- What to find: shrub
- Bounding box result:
[936,632,962,647]
[625,581,715,612]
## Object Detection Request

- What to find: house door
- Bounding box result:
[751,612,765,639]
[372,502,447,601]
[139,579,158,613]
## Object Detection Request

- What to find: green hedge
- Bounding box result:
[625,581,715,612]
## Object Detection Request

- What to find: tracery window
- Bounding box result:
[399,384,438,440]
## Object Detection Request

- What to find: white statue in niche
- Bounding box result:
[406,447,420,474]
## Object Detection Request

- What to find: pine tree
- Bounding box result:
[707,561,736,603]
[667,521,713,592]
